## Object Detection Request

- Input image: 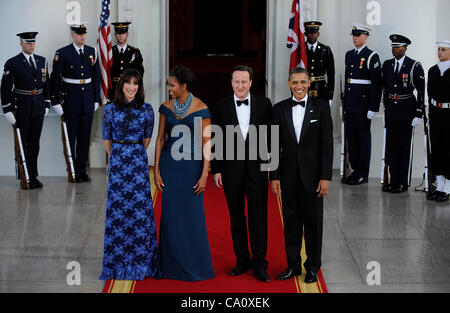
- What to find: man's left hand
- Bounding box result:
[316,180,330,198]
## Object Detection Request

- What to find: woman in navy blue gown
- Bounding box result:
[100,69,160,280]
[154,65,214,281]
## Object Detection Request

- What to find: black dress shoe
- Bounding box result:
[254,270,270,282]
[382,184,392,192]
[75,174,91,183]
[277,268,301,281]
[343,172,357,184]
[435,191,449,202]
[304,270,318,283]
[347,177,368,185]
[31,178,43,188]
[230,264,251,276]
[391,184,408,193]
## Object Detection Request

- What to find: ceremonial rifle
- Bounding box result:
[12,113,31,189]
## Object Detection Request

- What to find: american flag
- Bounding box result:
[97,0,112,105]
[287,0,307,71]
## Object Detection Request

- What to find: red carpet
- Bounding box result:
[103,174,327,293]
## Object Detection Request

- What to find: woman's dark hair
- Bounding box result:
[114,68,145,109]
[168,65,196,92]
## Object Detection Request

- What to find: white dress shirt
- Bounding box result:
[438,60,450,76]
[394,55,406,73]
[22,52,36,68]
[73,43,85,54]
[307,41,318,53]
[117,44,128,54]
[234,94,251,140]
[292,94,308,143]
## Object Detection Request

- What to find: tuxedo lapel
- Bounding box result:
[283,100,297,144]
[299,98,314,143]
[228,96,239,126]
[249,93,256,126]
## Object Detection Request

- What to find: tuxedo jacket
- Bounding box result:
[211,94,272,186]
[269,97,333,193]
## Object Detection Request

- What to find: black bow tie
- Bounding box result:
[236,99,249,106]
[292,100,306,107]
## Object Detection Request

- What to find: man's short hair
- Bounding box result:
[288,67,310,80]
[231,65,253,81]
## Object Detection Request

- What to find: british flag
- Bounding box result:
[287,0,307,71]
[97,0,112,105]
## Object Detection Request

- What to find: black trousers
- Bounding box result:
[345,112,372,179]
[430,106,450,180]
[281,170,323,273]
[16,114,44,179]
[64,112,94,176]
[386,119,413,186]
[223,174,268,271]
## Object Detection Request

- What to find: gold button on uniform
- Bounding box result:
[82,87,85,91]
[120,60,124,64]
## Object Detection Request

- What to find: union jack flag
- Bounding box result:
[287,0,307,71]
[97,0,112,105]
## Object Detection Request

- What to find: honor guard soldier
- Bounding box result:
[427,40,450,202]
[108,22,144,102]
[1,32,51,189]
[343,24,382,185]
[304,21,335,105]
[51,23,100,183]
[381,34,425,193]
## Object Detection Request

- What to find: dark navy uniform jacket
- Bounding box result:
[382,56,425,122]
[50,44,100,114]
[306,41,335,100]
[1,53,50,117]
[108,45,144,101]
[344,46,382,114]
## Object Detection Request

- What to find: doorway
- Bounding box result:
[169,0,267,109]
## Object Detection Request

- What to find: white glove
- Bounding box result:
[45,108,49,116]
[94,102,99,111]
[329,100,332,108]
[411,117,422,127]
[367,110,376,120]
[4,111,16,124]
[53,104,64,116]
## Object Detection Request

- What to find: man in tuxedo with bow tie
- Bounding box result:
[211,65,272,282]
[270,67,333,283]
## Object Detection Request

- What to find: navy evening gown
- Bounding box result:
[158,105,215,281]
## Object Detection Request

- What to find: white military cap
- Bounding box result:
[436,40,450,48]
[350,23,372,36]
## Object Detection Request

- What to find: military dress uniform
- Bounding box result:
[108,22,144,102]
[344,24,382,184]
[304,21,335,102]
[382,35,425,193]
[427,40,450,202]
[50,24,100,182]
[1,32,50,188]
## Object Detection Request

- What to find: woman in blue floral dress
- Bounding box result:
[100,69,160,280]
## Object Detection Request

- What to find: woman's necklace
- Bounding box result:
[174,92,193,119]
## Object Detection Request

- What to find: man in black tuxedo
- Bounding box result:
[270,67,333,283]
[211,65,272,282]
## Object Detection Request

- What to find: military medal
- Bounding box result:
[41,68,46,82]
[402,73,408,87]
[359,58,365,69]
[89,55,94,65]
